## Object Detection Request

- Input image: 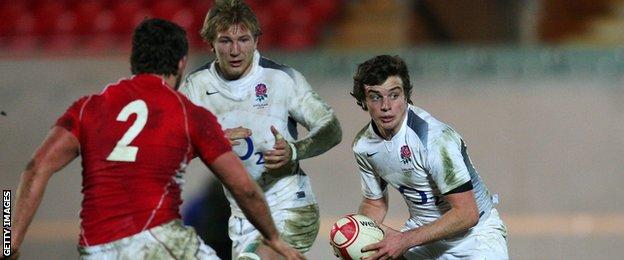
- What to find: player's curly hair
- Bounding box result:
[201,0,262,43]
[130,18,188,76]
[351,55,413,111]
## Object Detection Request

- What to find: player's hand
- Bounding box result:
[223,126,251,146]
[263,237,306,260]
[263,125,293,170]
[361,226,409,260]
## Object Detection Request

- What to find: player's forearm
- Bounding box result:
[233,184,281,241]
[404,207,478,247]
[209,152,281,241]
[293,115,341,160]
[11,127,79,252]
[12,166,52,251]
[358,197,388,224]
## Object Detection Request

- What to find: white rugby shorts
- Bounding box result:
[78,220,220,260]
[229,204,319,260]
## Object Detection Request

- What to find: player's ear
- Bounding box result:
[178,56,188,74]
[209,42,215,53]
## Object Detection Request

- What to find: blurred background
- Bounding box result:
[1,0,623,259]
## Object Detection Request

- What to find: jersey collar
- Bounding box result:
[208,50,261,100]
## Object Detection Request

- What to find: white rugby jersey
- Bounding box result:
[353,105,494,228]
[180,51,339,216]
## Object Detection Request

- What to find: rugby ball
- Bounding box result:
[329,214,384,260]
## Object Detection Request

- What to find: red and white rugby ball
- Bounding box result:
[329,214,384,260]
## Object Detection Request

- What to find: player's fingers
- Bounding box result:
[361,253,379,260]
[362,242,382,252]
[226,129,251,140]
[264,161,286,170]
[224,127,247,134]
[229,140,241,146]
[271,125,284,140]
[264,161,278,169]
[263,155,282,163]
[264,149,286,157]
[364,250,387,260]
[264,156,286,165]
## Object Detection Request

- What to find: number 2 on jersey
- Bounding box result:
[106,100,148,162]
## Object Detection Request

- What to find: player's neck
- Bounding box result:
[154,74,178,90]
[378,127,397,140]
[214,64,252,81]
[374,112,407,141]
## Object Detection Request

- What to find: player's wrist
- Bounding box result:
[287,141,297,161]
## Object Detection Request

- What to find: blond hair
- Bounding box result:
[200,0,262,42]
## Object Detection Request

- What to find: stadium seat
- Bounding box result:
[0,2,28,37]
[33,1,67,37]
[111,0,149,36]
[309,0,341,22]
[73,0,109,35]
[1,0,345,52]
[254,7,276,49]
[150,0,183,21]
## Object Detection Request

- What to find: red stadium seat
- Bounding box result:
[150,0,183,20]
[189,0,214,35]
[0,1,28,36]
[4,36,39,53]
[111,0,149,36]
[245,0,264,13]
[279,31,315,51]
[309,0,341,21]
[73,0,109,35]
[0,0,345,52]
[254,6,276,49]
[42,34,78,52]
[82,34,116,52]
[171,7,194,30]
[269,0,296,32]
[33,1,67,36]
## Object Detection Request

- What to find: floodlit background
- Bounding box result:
[1,0,623,259]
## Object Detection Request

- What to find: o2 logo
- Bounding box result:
[238,137,265,165]
[398,185,428,205]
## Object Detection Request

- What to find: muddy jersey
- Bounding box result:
[180,51,337,216]
[56,74,231,246]
[352,105,495,228]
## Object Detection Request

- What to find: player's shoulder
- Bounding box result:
[258,55,301,82]
[407,106,462,149]
[185,60,215,82]
[64,95,96,114]
[405,105,455,148]
[352,122,376,152]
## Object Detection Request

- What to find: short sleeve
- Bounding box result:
[55,96,90,139]
[427,129,472,194]
[186,102,232,164]
[355,152,387,200]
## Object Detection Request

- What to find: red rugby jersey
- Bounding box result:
[55,74,231,246]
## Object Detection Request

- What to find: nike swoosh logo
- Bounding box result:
[366,152,378,157]
[206,91,220,95]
